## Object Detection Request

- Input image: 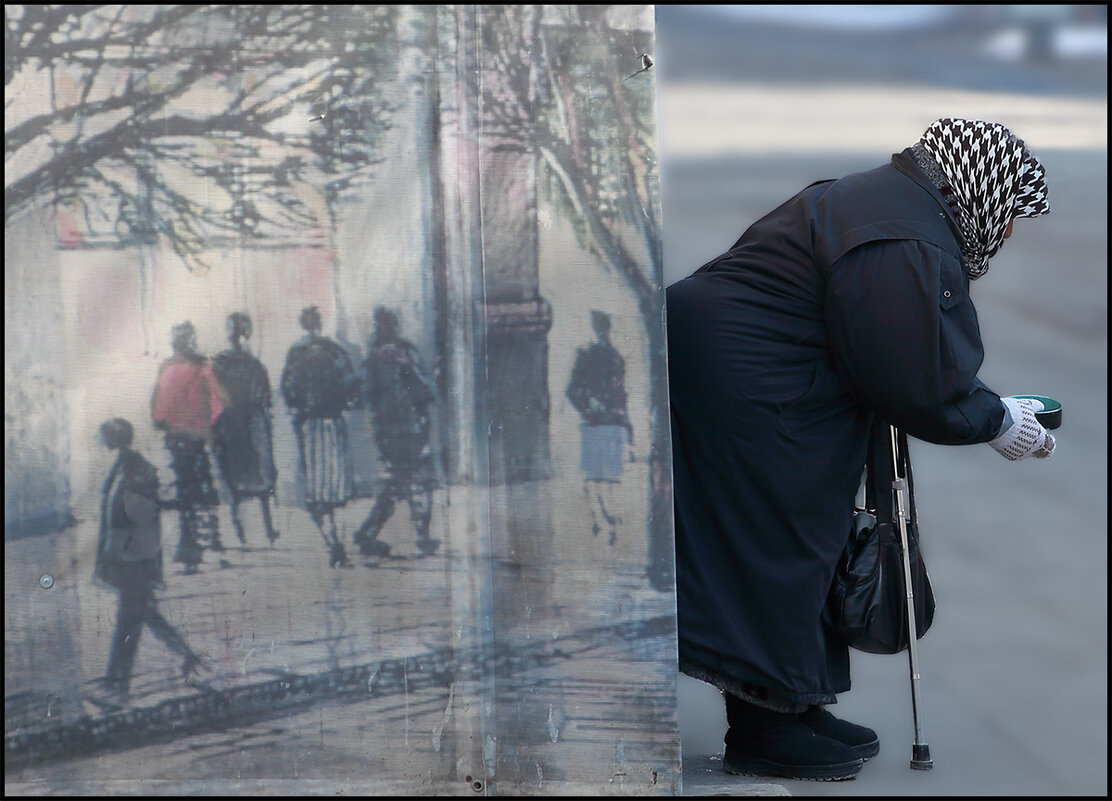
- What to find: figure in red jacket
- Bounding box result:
[152,320,227,573]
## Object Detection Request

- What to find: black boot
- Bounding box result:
[329,542,353,568]
[799,705,879,760]
[356,536,392,558]
[181,653,202,679]
[723,694,863,781]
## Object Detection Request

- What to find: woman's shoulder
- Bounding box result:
[813,162,959,264]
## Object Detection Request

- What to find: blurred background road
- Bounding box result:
[654,5,1107,797]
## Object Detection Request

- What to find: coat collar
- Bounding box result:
[891,147,963,243]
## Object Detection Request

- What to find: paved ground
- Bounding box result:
[5,478,683,795]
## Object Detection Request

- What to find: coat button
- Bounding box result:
[943,290,952,298]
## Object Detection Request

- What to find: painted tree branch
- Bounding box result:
[5,4,399,270]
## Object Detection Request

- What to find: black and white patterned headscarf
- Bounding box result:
[918,118,1050,279]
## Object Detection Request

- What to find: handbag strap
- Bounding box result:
[863,417,916,525]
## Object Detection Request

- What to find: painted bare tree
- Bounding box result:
[473,7,672,589]
[5,4,403,540]
[5,4,399,270]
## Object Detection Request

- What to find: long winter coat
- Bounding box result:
[213,347,278,496]
[666,147,1006,705]
[363,336,435,476]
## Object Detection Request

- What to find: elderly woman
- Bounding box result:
[666,118,1055,781]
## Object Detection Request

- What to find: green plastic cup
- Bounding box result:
[1011,395,1062,430]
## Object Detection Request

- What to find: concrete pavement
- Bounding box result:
[5,478,694,795]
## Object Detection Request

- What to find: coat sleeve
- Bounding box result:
[823,238,1004,444]
[333,345,360,409]
[202,363,228,426]
[401,345,435,408]
[565,349,592,416]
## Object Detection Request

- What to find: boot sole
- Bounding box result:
[724,754,863,782]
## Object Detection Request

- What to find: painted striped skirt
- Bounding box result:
[296,417,353,506]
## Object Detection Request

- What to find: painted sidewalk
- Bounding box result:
[5,483,684,795]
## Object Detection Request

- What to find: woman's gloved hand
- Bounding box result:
[989,396,1055,460]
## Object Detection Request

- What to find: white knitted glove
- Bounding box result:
[989,396,1055,460]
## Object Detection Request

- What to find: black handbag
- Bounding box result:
[823,419,935,655]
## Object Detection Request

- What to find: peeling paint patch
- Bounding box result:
[432,683,454,751]
[545,704,562,743]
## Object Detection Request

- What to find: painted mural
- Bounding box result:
[4,5,678,795]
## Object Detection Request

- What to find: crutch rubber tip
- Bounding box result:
[910,743,933,770]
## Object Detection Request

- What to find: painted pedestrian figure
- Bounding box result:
[566,310,633,546]
[353,307,439,558]
[280,305,359,568]
[212,312,280,545]
[151,321,227,572]
[94,418,201,696]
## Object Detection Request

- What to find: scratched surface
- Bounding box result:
[5,5,679,795]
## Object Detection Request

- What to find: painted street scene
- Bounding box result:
[5,6,680,795]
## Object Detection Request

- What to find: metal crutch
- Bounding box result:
[890,424,934,770]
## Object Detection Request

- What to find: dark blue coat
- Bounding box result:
[666,148,1005,705]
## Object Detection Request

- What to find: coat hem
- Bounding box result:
[679,653,840,713]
